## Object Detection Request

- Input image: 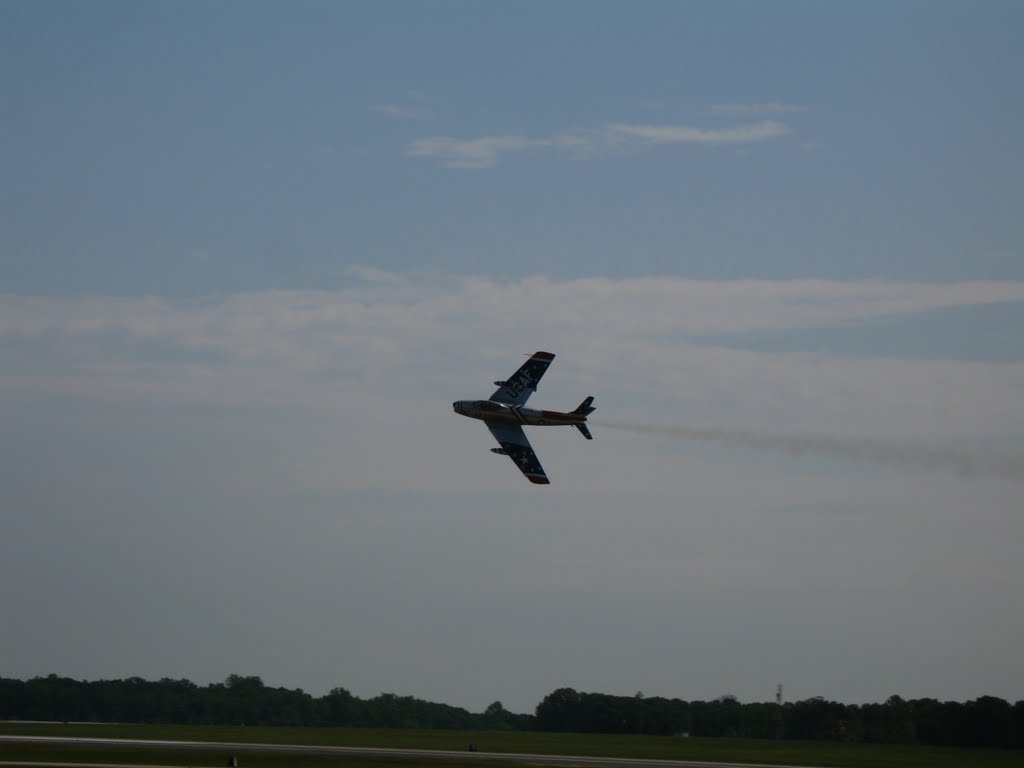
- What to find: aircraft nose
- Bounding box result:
[452,401,461,413]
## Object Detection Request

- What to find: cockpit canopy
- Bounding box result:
[473,400,504,411]
[452,399,508,416]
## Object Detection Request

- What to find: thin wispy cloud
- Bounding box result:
[408,135,547,169]
[371,104,430,120]
[409,119,791,168]
[408,133,594,169]
[606,121,790,145]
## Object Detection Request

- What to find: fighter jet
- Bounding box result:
[452,351,595,484]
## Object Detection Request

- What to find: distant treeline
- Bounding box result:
[2,675,1022,749]
[0,675,527,731]
[535,688,1024,748]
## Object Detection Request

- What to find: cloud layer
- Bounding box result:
[6,275,1020,344]
[3,274,1023,448]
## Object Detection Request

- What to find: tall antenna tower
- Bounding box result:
[773,684,785,740]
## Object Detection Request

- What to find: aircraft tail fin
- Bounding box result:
[572,396,595,439]
[572,396,596,416]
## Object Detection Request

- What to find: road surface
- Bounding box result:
[0,735,822,768]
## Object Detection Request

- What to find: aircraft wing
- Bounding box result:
[489,351,555,405]
[486,422,550,485]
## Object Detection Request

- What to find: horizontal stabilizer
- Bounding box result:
[575,422,593,440]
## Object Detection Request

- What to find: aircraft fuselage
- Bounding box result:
[452,399,585,427]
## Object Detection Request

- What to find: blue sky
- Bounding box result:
[2,1,1023,713]
[6,1,1022,294]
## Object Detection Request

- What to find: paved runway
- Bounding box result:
[0,735,816,768]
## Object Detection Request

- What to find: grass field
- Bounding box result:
[0,722,1019,768]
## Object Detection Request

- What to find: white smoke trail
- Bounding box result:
[595,420,1024,481]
